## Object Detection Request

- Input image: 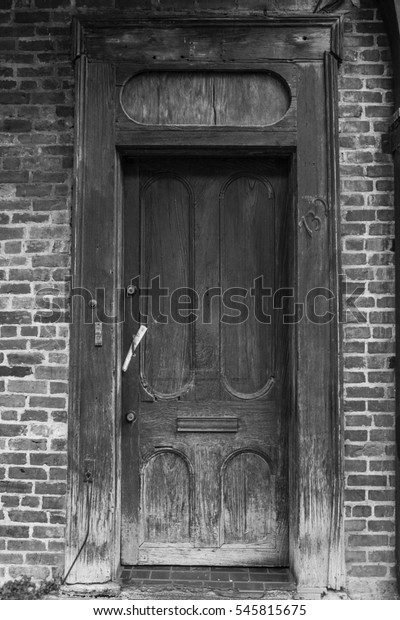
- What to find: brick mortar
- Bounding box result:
[0,0,397,599]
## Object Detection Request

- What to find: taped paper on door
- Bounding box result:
[122,325,148,373]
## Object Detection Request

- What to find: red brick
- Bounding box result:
[7,540,46,551]
[26,552,63,565]
[0,495,19,508]
[14,11,50,23]
[348,565,387,577]
[0,423,26,437]
[348,534,388,547]
[0,311,31,325]
[42,496,65,510]
[0,553,24,564]
[368,520,395,532]
[28,396,66,408]
[370,460,395,472]
[0,453,27,465]
[8,380,48,394]
[374,506,395,518]
[369,549,395,562]
[347,475,387,487]
[35,366,68,380]
[49,513,65,524]
[369,490,395,502]
[30,453,66,466]
[345,460,367,473]
[8,438,47,451]
[31,525,64,539]
[0,525,29,538]
[8,510,47,523]
[8,467,47,480]
[21,496,40,508]
[34,482,66,495]
[21,410,48,422]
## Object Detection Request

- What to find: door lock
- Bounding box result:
[126,411,137,423]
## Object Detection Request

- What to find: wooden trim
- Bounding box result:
[73,14,343,33]
[325,51,345,590]
[116,131,298,149]
[73,15,343,64]
[72,17,85,61]
[114,151,124,581]
[120,159,140,566]
[65,50,87,586]
[292,57,342,590]
[69,14,344,589]
[66,60,118,584]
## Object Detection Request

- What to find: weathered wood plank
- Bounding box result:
[80,20,337,63]
[66,60,117,584]
[293,59,341,590]
[138,546,281,566]
[325,51,345,591]
[116,130,298,148]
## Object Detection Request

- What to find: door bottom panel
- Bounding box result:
[138,547,283,566]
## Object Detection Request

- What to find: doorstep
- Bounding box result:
[119,566,297,599]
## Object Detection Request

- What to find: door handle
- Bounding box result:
[122,325,148,373]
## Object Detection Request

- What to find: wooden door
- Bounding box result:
[122,157,291,566]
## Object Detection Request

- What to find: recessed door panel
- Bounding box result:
[221,174,275,399]
[140,175,194,399]
[122,157,290,566]
[222,451,275,546]
[141,450,192,545]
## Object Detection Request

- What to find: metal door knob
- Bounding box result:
[126,411,137,423]
[126,285,137,297]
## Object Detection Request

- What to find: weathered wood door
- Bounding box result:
[122,157,291,566]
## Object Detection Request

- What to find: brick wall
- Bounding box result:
[340,0,396,600]
[0,0,73,583]
[0,0,397,600]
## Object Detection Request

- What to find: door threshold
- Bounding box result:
[119,566,296,597]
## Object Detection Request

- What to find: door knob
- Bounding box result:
[126,411,137,423]
[126,285,137,297]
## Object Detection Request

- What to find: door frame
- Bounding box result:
[66,14,344,594]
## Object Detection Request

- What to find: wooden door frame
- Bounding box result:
[66,14,344,594]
